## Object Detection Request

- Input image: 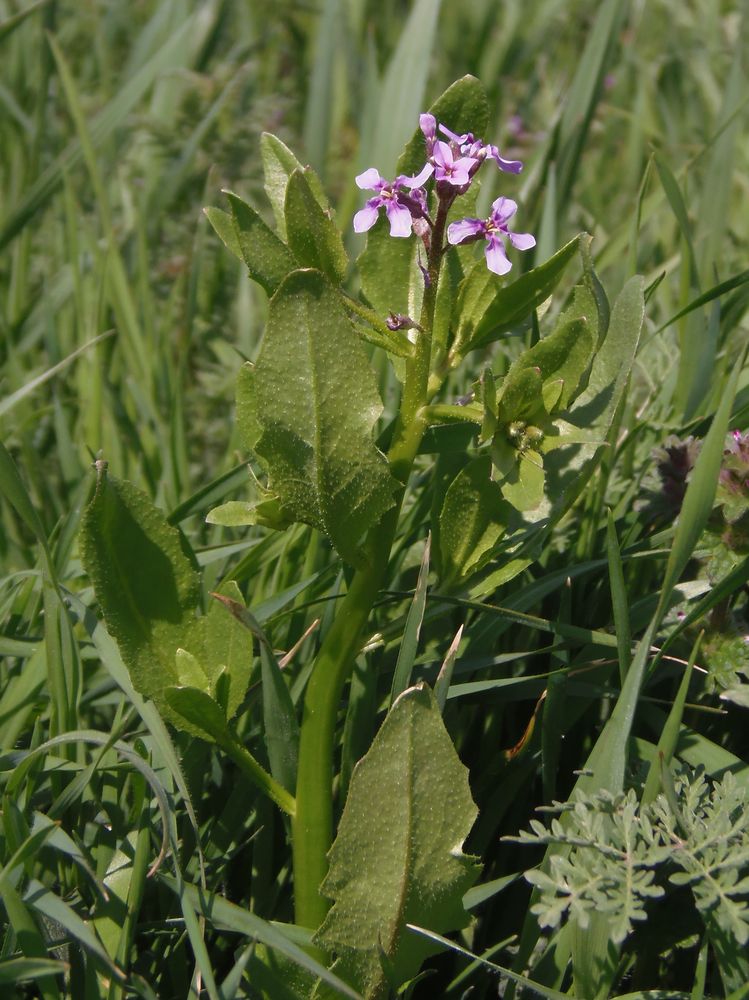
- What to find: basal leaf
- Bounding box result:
[314,684,479,998]
[284,169,347,285]
[261,134,329,242]
[224,189,298,295]
[456,234,583,354]
[80,467,254,731]
[439,456,510,584]
[237,269,397,565]
[79,466,200,716]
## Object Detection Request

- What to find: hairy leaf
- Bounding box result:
[456,234,583,354]
[439,456,510,583]
[261,132,328,241]
[284,168,347,284]
[315,684,479,999]
[237,269,397,565]
[80,468,253,732]
[224,189,297,295]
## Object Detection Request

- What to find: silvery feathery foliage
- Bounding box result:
[508,770,749,948]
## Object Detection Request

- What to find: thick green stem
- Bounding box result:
[292,201,450,932]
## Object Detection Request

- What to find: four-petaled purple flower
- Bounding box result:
[431,140,477,187]
[447,197,536,275]
[353,165,433,237]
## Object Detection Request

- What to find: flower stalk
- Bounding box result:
[291,110,532,932]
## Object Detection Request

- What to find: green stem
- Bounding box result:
[220,732,296,817]
[292,202,451,932]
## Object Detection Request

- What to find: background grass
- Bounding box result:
[1,0,749,996]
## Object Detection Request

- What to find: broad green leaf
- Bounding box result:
[358,215,423,325]
[285,169,347,284]
[175,648,210,691]
[455,235,583,354]
[439,457,510,584]
[500,314,593,419]
[202,582,256,720]
[397,75,489,178]
[237,269,397,565]
[497,367,544,424]
[79,465,200,717]
[314,684,479,998]
[261,132,329,241]
[224,189,298,295]
[79,467,254,730]
[491,439,546,513]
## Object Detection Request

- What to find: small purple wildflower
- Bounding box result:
[353,164,433,237]
[437,123,523,175]
[431,140,477,187]
[447,196,535,275]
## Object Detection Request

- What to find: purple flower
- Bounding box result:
[439,124,523,175]
[431,140,477,187]
[447,196,535,275]
[353,164,433,237]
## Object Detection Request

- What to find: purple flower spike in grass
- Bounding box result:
[447,196,535,275]
[353,164,433,237]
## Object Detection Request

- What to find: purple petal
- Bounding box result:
[400,162,434,188]
[432,141,453,169]
[485,235,512,275]
[385,200,413,238]
[486,145,523,173]
[509,231,536,251]
[419,113,436,139]
[448,156,478,185]
[353,201,381,233]
[355,167,385,191]
[447,218,485,245]
[439,123,468,144]
[491,197,518,225]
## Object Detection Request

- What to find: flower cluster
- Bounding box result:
[353,112,534,275]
